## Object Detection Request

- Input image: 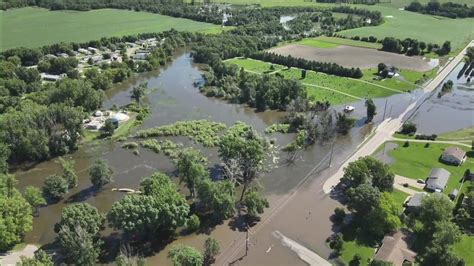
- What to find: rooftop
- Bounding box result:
[426,168,450,188]
[443,147,466,161]
[374,230,416,265]
[406,192,427,207]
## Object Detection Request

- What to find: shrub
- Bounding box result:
[186,214,200,232]
[332,207,346,225]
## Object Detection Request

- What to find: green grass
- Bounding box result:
[439,127,474,141]
[388,189,410,212]
[294,36,382,49]
[361,68,437,92]
[453,235,474,265]
[225,58,285,73]
[339,239,375,265]
[387,141,474,195]
[224,57,433,105]
[340,6,474,51]
[82,115,137,143]
[0,7,221,51]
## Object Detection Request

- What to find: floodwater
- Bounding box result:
[408,62,474,134]
[14,51,419,264]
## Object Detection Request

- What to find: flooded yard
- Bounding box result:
[14,51,419,264]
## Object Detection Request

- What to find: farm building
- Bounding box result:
[441,147,466,165]
[425,168,450,192]
[374,230,416,266]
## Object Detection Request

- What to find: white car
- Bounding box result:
[344,105,355,113]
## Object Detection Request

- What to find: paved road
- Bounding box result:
[323,40,474,194]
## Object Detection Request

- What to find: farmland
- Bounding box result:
[0,7,222,51]
[289,36,383,50]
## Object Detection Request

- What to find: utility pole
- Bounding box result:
[382,99,388,120]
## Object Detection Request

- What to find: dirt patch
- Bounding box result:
[269,44,435,71]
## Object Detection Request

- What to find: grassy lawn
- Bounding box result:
[388,189,410,212]
[82,115,137,143]
[293,36,382,49]
[439,127,474,141]
[361,68,437,92]
[1,7,221,51]
[224,57,429,104]
[339,239,375,265]
[387,141,474,195]
[225,58,285,73]
[453,235,474,265]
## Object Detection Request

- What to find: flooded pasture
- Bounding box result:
[14,51,420,264]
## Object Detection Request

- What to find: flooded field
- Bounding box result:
[408,62,474,134]
[14,51,419,264]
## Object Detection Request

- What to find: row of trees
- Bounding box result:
[250,52,363,78]
[381,37,451,56]
[406,1,474,19]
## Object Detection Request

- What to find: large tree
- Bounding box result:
[419,220,462,266]
[218,123,268,201]
[131,82,147,105]
[23,186,46,215]
[346,183,381,217]
[365,98,376,123]
[197,179,236,221]
[89,159,113,189]
[59,157,78,189]
[176,148,208,198]
[0,174,33,251]
[242,187,269,220]
[168,245,203,266]
[43,174,68,200]
[108,172,189,236]
[342,156,394,191]
[365,192,401,237]
[418,193,454,234]
[55,203,105,265]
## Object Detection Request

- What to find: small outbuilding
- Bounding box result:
[449,189,459,200]
[441,147,466,166]
[425,168,450,192]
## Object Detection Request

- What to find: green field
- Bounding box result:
[340,6,474,51]
[292,36,382,49]
[224,57,434,105]
[439,127,474,141]
[387,141,474,194]
[453,235,474,265]
[0,7,222,51]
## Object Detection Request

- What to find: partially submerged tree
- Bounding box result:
[43,174,69,200]
[131,82,147,105]
[89,159,113,189]
[242,187,269,220]
[168,245,203,266]
[59,157,78,189]
[176,148,208,198]
[204,237,220,265]
[23,186,46,215]
[365,98,376,123]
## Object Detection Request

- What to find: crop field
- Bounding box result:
[0,7,222,51]
[290,36,383,49]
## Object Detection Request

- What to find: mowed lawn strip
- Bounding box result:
[294,36,383,50]
[387,141,474,195]
[1,7,221,51]
[439,127,474,141]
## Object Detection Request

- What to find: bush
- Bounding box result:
[403,141,410,147]
[329,234,343,255]
[332,207,346,225]
[401,122,417,135]
[186,214,200,232]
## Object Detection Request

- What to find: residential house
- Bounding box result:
[40,73,67,82]
[441,147,466,165]
[425,168,450,192]
[405,192,427,213]
[374,230,416,266]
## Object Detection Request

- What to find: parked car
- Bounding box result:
[417,179,425,184]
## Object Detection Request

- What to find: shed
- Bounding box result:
[425,168,450,192]
[449,189,459,200]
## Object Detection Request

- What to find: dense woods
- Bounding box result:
[406,1,474,19]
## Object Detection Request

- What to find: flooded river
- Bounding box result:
[14,51,420,264]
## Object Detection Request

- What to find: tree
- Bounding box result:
[332,207,346,225]
[54,203,105,236]
[336,112,356,135]
[186,214,200,232]
[89,159,113,188]
[365,98,376,123]
[242,187,269,220]
[0,175,33,251]
[19,249,53,266]
[131,82,147,105]
[377,62,387,73]
[342,156,394,191]
[59,157,78,189]
[197,179,236,221]
[204,237,220,265]
[301,69,306,79]
[23,186,46,214]
[420,220,462,266]
[329,234,343,255]
[365,192,402,237]
[418,193,454,234]
[346,183,381,216]
[43,174,68,200]
[102,119,116,137]
[400,122,417,135]
[176,148,208,198]
[218,123,268,201]
[108,172,189,236]
[0,143,10,174]
[57,224,101,265]
[168,245,204,266]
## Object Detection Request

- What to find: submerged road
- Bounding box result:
[322,40,474,194]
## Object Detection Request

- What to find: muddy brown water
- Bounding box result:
[408,62,474,135]
[14,51,420,264]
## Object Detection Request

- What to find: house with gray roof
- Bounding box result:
[405,192,427,212]
[425,168,450,192]
[441,147,466,166]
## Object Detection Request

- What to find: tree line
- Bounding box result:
[406,1,474,19]
[381,37,451,56]
[250,52,363,78]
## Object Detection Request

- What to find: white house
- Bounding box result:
[441,147,466,165]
